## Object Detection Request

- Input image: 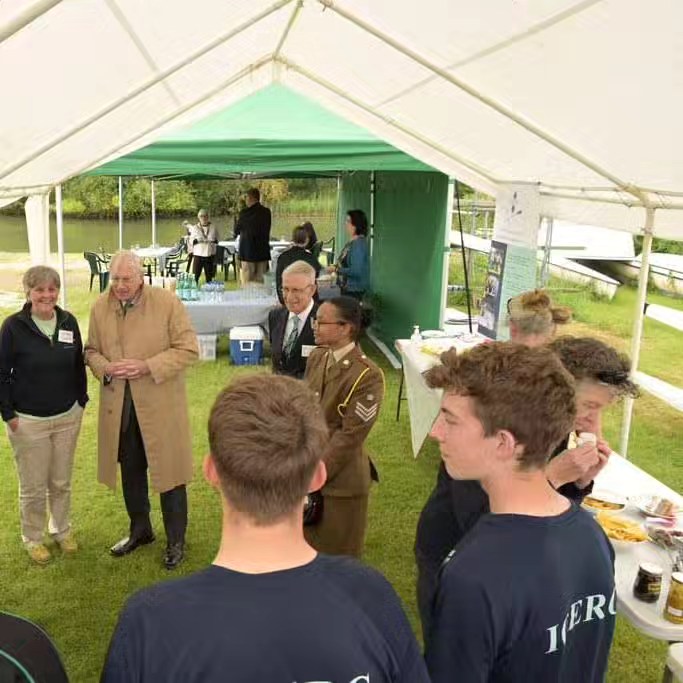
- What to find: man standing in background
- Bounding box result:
[234,188,271,284]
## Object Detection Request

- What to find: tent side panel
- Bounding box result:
[371,171,448,348]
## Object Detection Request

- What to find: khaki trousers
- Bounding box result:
[7,407,83,545]
[240,260,268,285]
[304,494,369,559]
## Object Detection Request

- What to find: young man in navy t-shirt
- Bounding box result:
[423,343,616,683]
[101,374,429,683]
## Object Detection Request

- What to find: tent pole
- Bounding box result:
[151,179,157,246]
[454,180,473,332]
[118,176,124,250]
[55,184,66,309]
[336,173,342,259]
[0,0,62,46]
[619,207,655,458]
[540,216,553,286]
[439,178,455,328]
[369,171,375,260]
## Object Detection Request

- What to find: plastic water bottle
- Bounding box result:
[411,325,422,344]
[189,277,198,301]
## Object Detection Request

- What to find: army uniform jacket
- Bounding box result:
[304,344,384,497]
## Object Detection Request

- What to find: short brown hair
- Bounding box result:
[549,336,639,399]
[22,265,60,295]
[247,187,260,202]
[425,342,576,469]
[208,374,328,525]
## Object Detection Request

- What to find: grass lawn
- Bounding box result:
[0,252,681,682]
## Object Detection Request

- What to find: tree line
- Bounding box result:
[0,177,337,219]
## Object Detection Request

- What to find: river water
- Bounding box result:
[0,213,337,253]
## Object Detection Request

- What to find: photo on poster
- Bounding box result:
[478,241,508,339]
[485,274,500,299]
[488,244,505,275]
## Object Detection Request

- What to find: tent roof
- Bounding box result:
[2,0,683,236]
[88,85,434,177]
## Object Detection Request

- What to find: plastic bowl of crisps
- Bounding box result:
[596,512,648,549]
[582,490,627,515]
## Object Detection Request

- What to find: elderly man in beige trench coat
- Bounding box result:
[85,251,198,569]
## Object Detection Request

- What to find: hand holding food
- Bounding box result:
[546,442,600,489]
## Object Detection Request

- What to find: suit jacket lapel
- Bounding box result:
[273,309,288,355]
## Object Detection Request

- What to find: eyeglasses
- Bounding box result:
[282,285,314,297]
[311,318,346,326]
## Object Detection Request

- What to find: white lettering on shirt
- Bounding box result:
[584,593,606,622]
[545,589,615,654]
[568,599,583,631]
[608,589,617,615]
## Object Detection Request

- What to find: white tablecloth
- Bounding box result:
[183,291,278,335]
[595,453,683,641]
[218,240,290,254]
[396,333,487,456]
[133,246,174,273]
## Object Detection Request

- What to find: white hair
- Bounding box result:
[110,250,145,275]
[282,260,316,283]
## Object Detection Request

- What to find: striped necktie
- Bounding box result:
[283,315,300,357]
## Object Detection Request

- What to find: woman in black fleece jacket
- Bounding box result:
[0,266,87,564]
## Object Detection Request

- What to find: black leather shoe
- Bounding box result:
[164,542,184,570]
[110,533,155,557]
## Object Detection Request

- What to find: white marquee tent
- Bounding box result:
[2,0,683,452]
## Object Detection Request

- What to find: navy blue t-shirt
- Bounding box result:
[101,554,430,683]
[425,504,616,683]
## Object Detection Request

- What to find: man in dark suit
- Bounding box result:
[268,261,318,380]
[234,188,271,284]
[275,225,321,305]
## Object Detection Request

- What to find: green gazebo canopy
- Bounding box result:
[89,85,434,178]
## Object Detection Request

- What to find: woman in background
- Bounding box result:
[301,221,318,250]
[331,209,370,300]
[0,266,87,564]
[189,209,219,283]
[508,288,572,346]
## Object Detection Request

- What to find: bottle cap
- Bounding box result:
[639,562,663,576]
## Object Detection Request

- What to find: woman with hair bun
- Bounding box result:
[303,296,384,558]
[507,289,572,346]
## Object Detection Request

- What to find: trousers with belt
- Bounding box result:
[118,389,187,544]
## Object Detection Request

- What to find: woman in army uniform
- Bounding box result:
[304,296,384,558]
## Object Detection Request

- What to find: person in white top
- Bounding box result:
[188,209,218,283]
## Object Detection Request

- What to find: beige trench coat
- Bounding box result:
[85,286,198,493]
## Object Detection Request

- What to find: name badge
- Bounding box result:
[58,329,74,344]
[301,344,316,358]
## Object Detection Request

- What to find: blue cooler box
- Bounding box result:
[229,326,265,365]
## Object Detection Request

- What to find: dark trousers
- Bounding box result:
[192,255,215,283]
[416,555,440,646]
[118,401,187,545]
